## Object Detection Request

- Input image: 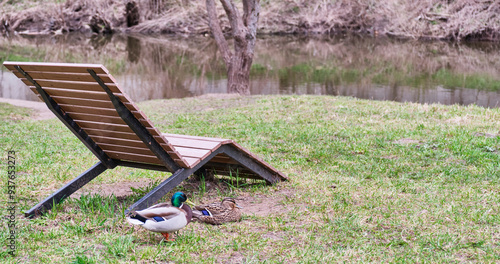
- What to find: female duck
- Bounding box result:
[126,192,195,241]
[192,197,242,225]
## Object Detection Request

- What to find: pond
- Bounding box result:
[1,33,500,107]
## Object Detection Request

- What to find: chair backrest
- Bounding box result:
[3,61,189,168]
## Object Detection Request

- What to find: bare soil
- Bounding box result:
[70,181,143,199]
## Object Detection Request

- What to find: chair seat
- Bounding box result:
[162,133,232,168]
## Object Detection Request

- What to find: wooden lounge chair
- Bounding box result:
[3,61,287,218]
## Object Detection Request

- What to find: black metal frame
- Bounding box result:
[18,66,284,218]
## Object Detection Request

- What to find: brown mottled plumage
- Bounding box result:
[192,198,242,225]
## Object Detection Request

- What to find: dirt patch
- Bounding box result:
[0,98,54,120]
[70,180,153,199]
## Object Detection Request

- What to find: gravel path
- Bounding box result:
[0,98,54,120]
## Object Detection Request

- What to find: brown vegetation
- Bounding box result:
[1,0,500,41]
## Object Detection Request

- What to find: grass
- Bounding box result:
[0,95,499,262]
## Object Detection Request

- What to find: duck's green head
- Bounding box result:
[171,192,188,207]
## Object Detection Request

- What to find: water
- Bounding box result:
[1,33,500,107]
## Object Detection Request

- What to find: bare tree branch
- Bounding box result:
[220,0,246,42]
[245,0,260,36]
[243,0,254,26]
[205,0,231,65]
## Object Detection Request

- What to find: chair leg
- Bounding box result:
[25,161,108,218]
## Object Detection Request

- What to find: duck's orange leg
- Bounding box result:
[161,233,174,242]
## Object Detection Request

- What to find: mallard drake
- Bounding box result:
[126,192,195,241]
[192,197,242,225]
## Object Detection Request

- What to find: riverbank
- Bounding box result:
[1,0,500,41]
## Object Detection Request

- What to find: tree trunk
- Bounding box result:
[206,0,260,95]
[227,40,254,94]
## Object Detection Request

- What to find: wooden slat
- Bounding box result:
[84,128,140,141]
[162,133,230,143]
[171,147,211,159]
[106,151,185,168]
[153,135,169,145]
[3,61,108,74]
[58,101,145,123]
[74,120,134,133]
[138,120,163,135]
[12,70,113,83]
[74,124,182,161]
[60,104,146,122]
[90,136,146,149]
[91,136,183,166]
[59,104,121,117]
[106,151,162,165]
[183,157,201,167]
[48,96,116,109]
[159,134,232,169]
[153,137,185,161]
[57,102,155,138]
[98,143,155,156]
[86,133,184,164]
[67,112,127,125]
[30,87,127,102]
[22,79,120,93]
[164,136,222,150]
[159,144,182,160]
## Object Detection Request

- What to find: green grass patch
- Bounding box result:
[0,95,499,262]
